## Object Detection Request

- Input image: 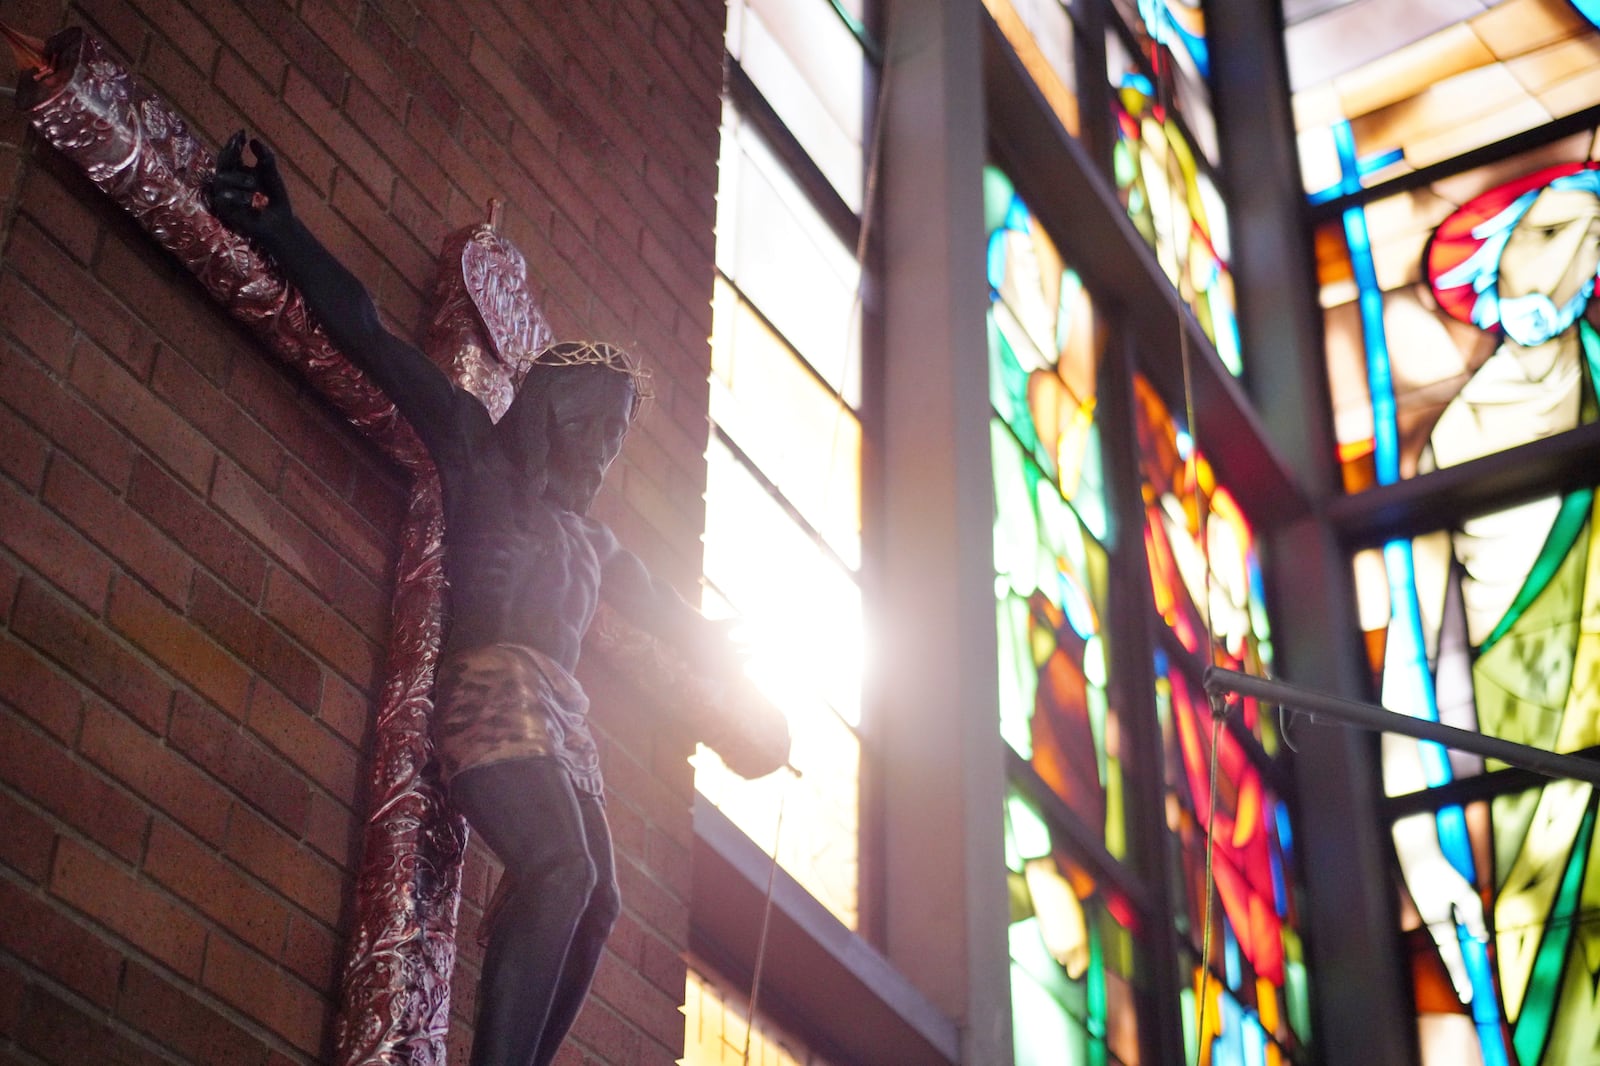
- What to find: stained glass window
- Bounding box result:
[987,165,1123,859]
[1108,0,1216,166]
[983,0,1080,136]
[1317,134,1600,491]
[1351,482,1600,1065]
[1109,41,1241,375]
[1006,789,1142,1066]
[1133,376,1274,742]
[1155,657,1311,1066]
[1287,0,1600,199]
[697,0,872,932]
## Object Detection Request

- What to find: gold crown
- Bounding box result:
[532,341,653,415]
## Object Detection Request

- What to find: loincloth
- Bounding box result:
[432,644,603,796]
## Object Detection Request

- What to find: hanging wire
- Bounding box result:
[741,765,797,1066]
[1146,22,1225,1065]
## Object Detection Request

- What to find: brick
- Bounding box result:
[280,914,340,990]
[190,572,323,713]
[0,398,48,492]
[6,218,143,372]
[317,673,372,748]
[614,854,688,944]
[0,271,76,373]
[0,881,124,1008]
[211,51,336,198]
[363,6,460,128]
[279,461,391,579]
[638,925,689,999]
[569,998,643,1063]
[211,459,344,597]
[329,559,390,644]
[202,935,329,1056]
[79,701,233,847]
[42,455,195,608]
[0,474,114,612]
[246,682,360,804]
[145,820,292,955]
[94,229,241,393]
[590,951,686,1053]
[303,789,359,869]
[262,568,380,690]
[329,167,431,293]
[0,965,21,1037]
[0,342,137,490]
[73,0,149,65]
[108,576,252,718]
[16,155,105,268]
[13,982,169,1066]
[10,580,174,733]
[131,0,220,75]
[69,340,216,492]
[150,343,285,488]
[283,68,394,207]
[169,690,312,837]
[224,805,344,925]
[193,0,287,90]
[300,0,406,120]
[127,456,268,602]
[118,960,273,1066]
[249,0,348,105]
[0,791,55,883]
[51,837,207,978]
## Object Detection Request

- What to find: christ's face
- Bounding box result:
[544,371,635,514]
[1496,187,1600,345]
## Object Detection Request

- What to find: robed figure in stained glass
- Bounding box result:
[1386,161,1600,1064]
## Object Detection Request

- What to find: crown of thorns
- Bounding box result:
[532,340,653,415]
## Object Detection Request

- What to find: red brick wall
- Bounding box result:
[0,0,724,1061]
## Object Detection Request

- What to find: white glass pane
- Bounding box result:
[727,0,865,209]
[715,108,864,406]
[702,438,864,727]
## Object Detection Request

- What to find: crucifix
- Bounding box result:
[7,23,788,1066]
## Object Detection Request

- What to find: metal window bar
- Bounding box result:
[1203,667,1600,787]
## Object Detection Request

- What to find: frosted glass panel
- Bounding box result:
[727,0,866,210]
[716,106,864,406]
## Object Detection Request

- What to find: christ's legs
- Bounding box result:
[452,757,597,1066]
[532,793,620,1066]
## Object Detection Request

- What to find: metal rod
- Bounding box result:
[1203,667,1600,788]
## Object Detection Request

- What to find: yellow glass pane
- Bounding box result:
[683,970,833,1065]
[710,280,862,569]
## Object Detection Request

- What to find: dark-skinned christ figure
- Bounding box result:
[211,131,732,1066]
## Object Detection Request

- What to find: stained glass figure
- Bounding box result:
[987,166,1124,856]
[1109,62,1241,375]
[1006,789,1142,1066]
[1316,138,1600,490]
[1353,483,1600,1064]
[1287,0,1600,199]
[1108,0,1216,166]
[1156,657,1310,1066]
[1132,375,1274,744]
